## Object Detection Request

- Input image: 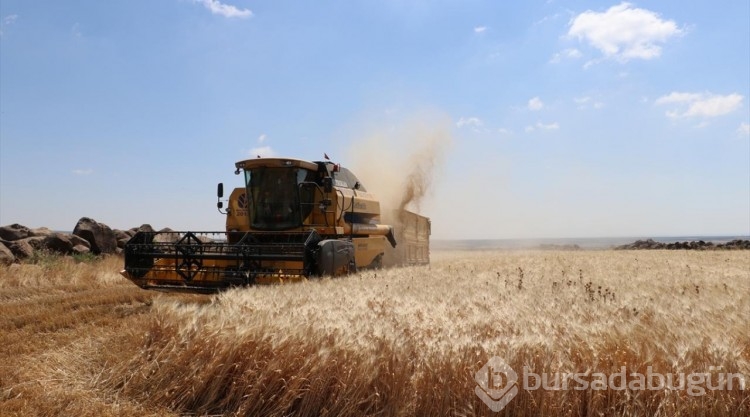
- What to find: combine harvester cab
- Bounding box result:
[121,157,430,293]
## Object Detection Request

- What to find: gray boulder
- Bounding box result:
[72,245,91,255]
[68,234,91,249]
[73,217,117,255]
[720,239,750,250]
[137,224,155,234]
[114,229,131,249]
[154,227,179,244]
[198,235,215,243]
[0,224,32,241]
[43,233,77,254]
[30,227,53,238]
[8,239,36,259]
[0,242,15,265]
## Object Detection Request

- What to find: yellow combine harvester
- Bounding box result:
[121,157,430,292]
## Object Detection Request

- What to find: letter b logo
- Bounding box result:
[475,356,519,412]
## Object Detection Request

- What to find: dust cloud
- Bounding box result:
[344,112,453,264]
[345,113,453,216]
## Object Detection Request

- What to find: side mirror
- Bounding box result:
[216,183,225,212]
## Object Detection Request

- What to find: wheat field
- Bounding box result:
[1,249,748,416]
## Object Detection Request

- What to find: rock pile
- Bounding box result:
[615,238,750,250]
[538,243,582,251]
[0,218,167,265]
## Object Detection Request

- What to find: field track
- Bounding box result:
[0,257,200,416]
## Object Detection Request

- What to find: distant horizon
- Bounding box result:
[17,219,750,245]
[433,234,750,241]
[432,234,750,250]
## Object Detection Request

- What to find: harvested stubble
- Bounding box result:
[1,250,749,416]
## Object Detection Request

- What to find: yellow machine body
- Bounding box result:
[122,158,430,292]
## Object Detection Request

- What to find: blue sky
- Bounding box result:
[1,0,748,239]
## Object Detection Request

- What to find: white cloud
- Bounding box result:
[456,117,483,128]
[567,2,683,62]
[682,94,743,118]
[525,122,560,133]
[1,14,18,36]
[656,92,743,118]
[537,121,559,130]
[72,169,93,176]
[550,48,582,63]
[574,96,604,110]
[194,0,252,18]
[737,122,750,136]
[249,133,274,156]
[528,97,544,111]
[497,128,513,135]
[474,26,487,34]
[534,13,562,26]
[249,146,275,157]
[654,92,702,105]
